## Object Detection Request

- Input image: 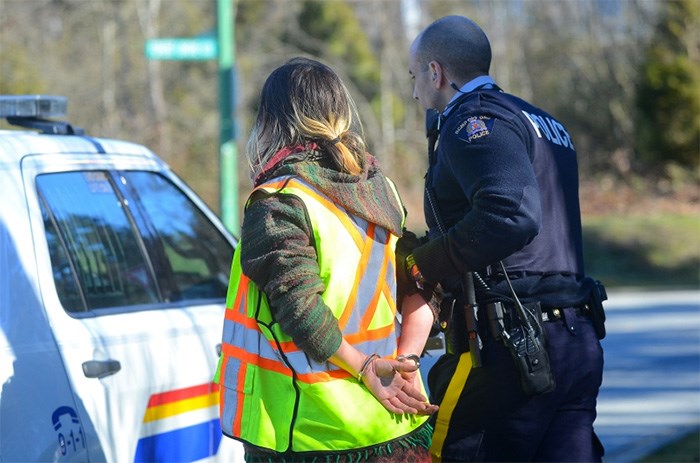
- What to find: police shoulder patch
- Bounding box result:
[454,115,494,143]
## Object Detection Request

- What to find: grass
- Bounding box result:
[582,213,700,289]
[640,429,700,462]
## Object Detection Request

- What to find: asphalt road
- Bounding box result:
[595,289,700,462]
[419,289,700,462]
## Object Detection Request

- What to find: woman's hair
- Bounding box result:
[246,57,366,180]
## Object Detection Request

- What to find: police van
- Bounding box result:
[0,95,243,461]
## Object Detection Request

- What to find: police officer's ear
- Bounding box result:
[428,61,442,86]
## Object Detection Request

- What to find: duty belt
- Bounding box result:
[483,301,588,323]
[540,304,589,322]
[483,301,590,342]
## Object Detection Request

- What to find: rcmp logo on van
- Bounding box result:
[455,116,494,143]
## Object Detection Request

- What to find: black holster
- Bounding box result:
[588,280,608,339]
[486,301,556,395]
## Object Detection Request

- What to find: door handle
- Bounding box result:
[82,359,121,379]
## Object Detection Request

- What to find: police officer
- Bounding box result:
[403,15,606,462]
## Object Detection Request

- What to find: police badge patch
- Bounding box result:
[455,116,494,143]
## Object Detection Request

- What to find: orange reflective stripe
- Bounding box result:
[218,356,228,433]
[360,227,391,331]
[222,343,289,376]
[232,274,249,315]
[345,323,394,344]
[225,305,260,330]
[382,280,396,313]
[297,368,352,383]
[337,277,360,331]
[337,225,374,331]
[360,280,384,332]
[253,179,287,191]
[255,179,288,190]
[366,222,376,241]
[382,233,397,313]
[232,361,247,437]
[276,339,297,352]
[222,342,353,384]
[219,353,247,436]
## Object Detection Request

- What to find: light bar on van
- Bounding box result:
[0,95,67,119]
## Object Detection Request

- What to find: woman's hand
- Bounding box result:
[360,356,438,416]
[395,355,423,392]
[329,339,437,415]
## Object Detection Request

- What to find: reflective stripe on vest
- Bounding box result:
[218,176,427,453]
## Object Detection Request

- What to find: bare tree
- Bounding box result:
[136,0,170,156]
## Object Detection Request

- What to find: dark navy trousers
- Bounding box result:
[428,308,604,462]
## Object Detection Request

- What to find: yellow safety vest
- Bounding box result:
[218,176,428,454]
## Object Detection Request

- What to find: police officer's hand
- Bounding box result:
[360,357,438,416]
[395,229,423,300]
[396,230,443,334]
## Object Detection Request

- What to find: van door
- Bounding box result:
[0,163,99,461]
[25,157,242,462]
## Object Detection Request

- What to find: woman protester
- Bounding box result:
[217,57,439,463]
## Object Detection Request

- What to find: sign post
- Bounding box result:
[145,0,238,233]
[217,0,238,233]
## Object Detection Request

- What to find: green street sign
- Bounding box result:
[145,37,217,60]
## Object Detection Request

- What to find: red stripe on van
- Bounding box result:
[147,383,219,408]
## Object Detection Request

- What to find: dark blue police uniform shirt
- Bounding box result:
[421,78,592,307]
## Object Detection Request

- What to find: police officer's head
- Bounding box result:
[409,16,491,110]
[247,57,366,182]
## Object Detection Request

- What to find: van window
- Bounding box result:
[38,171,158,312]
[37,171,233,313]
[119,171,232,302]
